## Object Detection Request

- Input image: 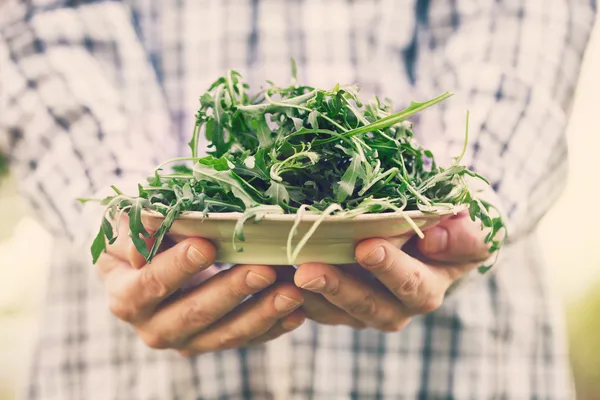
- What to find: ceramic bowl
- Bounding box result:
[141,205,467,265]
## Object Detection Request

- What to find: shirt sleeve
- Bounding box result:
[0,1,178,248]
[412,0,597,243]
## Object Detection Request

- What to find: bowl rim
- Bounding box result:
[141,204,468,223]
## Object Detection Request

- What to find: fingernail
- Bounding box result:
[245,271,272,290]
[274,294,301,312]
[423,227,448,254]
[362,246,385,266]
[187,245,208,266]
[300,276,326,292]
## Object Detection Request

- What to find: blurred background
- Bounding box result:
[1,16,599,400]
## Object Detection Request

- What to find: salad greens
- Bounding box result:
[84,64,506,272]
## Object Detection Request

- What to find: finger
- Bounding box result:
[355,239,451,315]
[417,212,490,264]
[104,238,216,322]
[295,263,409,331]
[276,266,364,328]
[301,291,366,329]
[127,238,156,269]
[136,264,277,346]
[104,213,135,259]
[105,214,156,266]
[177,283,303,355]
[96,251,128,280]
[247,308,306,345]
[180,265,222,290]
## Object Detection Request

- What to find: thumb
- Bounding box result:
[417,213,491,263]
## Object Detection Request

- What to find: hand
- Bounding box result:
[96,216,305,356]
[294,213,492,331]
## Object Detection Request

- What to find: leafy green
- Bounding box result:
[266,181,290,205]
[85,65,507,269]
[91,227,107,264]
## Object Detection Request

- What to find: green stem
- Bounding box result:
[237,90,317,114]
[315,92,453,145]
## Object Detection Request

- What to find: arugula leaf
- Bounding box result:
[193,163,259,208]
[308,110,319,130]
[147,203,182,261]
[91,227,107,264]
[335,154,363,202]
[101,217,116,244]
[266,181,290,205]
[248,114,274,148]
[128,198,153,261]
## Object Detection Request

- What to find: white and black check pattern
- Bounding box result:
[0,0,596,399]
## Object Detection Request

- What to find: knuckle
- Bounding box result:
[347,292,377,316]
[416,295,443,314]
[227,280,252,301]
[177,349,191,358]
[177,348,199,358]
[179,300,215,329]
[219,332,243,349]
[108,297,136,322]
[393,270,422,297]
[324,279,341,296]
[371,256,396,274]
[139,331,169,349]
[140,268,169,298]
[348,320,367,330]
[379,319,410,333]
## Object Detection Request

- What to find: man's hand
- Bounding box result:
[96,216,305,356]
[294,213,492,331]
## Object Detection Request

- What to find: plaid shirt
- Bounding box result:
[0,0,597,399]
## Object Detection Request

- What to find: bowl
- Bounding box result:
[141,205,467,265]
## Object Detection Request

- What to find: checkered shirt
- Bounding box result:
[0,0,597,399]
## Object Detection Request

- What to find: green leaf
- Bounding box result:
[172,164,193,174]
[254,148,270,177]
[315,92,453,145]
[149,171,162,186]
[200,93,214,107]
[266,181,290,205]
[147,203,182,261]
[193,163,259,208]
[189,124,200,158]
[335,155,362,202]
[308,110,319,130]
[291,117,304,131]
[478,265,493,274]
[91,227,106,264]
[469,200,479,221]
[291,57,298,85]
[197,155,233,171]
[127,198,153,261]
[101,217,116,244]
[210,86,229,157]
[248,114,274,148]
